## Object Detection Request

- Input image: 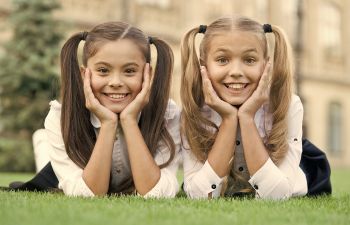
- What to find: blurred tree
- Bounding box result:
[0,0,62,172]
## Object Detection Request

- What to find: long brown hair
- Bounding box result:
[181,16,293,165]
[60,21,175,169]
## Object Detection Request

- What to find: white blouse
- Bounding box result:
[44,99,182,198]
[183,95,308,200]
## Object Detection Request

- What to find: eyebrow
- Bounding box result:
[242,48,258,54]
[213,48,230,54]
[123,62,140,68]
[213,47,258,54]
[94,61,113,67]
[94,61,140,67]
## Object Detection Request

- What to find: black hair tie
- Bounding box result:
[198,25,207,34]
[81,31,89,40]
[148,36,154,45]
[263,24,273,33]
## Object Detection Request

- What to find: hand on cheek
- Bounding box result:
[200,66,237,120]
[238,62,271,119]
[120,63,152,123]
[83,68,118,125]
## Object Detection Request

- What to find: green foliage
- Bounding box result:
[0,138,35,172]
[0,0,62,172]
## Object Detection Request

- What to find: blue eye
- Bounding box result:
[245,58,256,64]
[216,57,229,65]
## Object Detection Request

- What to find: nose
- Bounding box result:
[108,73,124,88]
[228,60,243,78]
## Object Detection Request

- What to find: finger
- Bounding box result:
[142,63,151,89]
[200,66,211,91]
[257,62,271,90]
[200,66,209,84]
[201,66,218,95]
[83,69,97,104]
[148,64,154,88]
[200,66,221,105]
[200,66,211,96]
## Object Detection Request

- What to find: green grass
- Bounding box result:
[0,169,349,225]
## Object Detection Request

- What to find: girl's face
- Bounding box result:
[205,31,267,106]
[85,39,145,113]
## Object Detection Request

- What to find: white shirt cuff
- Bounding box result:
[185,160,223,199]
[142,168,179,198]
[248,158,286,199]
[59,177,95,197]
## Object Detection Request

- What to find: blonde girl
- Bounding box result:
[181,15,329,200]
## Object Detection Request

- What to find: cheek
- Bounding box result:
[248,66,263,83]
[129,75,143,94]
[206,63,224,83]
[90,76,104,93]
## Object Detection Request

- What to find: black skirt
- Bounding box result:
[300,139,332,196]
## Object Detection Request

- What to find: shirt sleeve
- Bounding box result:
[248,95,308,199]
[142,100,181,198]
[44,101,94,197]
[182,132,224,199]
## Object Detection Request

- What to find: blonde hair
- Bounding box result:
[181,16,294,165]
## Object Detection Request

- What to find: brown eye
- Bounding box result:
[97,67,109,74]
[125,68,136,75]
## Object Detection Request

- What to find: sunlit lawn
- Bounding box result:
[0,169,349,225]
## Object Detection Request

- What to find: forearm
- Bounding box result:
[82,122,116,196]
[239,115,269,175]
[207,115,238,178]
[121,118,161,195]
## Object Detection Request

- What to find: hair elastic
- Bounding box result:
[198,25,207,34]
[148,36,154,45]
[81,31,89,40]
[263,24,273,33]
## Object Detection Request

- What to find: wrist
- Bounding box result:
[100,120,118,129]
[120,115,138,127]
[238,113,255,124]
[221,113,238,124]
[221,108,238,121]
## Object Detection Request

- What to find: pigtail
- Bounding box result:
[180,27,218,162]
[266,25,293,164]
[139,37,175,168]
[60,32,95,168]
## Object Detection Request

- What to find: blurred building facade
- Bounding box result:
[1,0,349,167]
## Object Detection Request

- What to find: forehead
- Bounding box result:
[207,31,265,55]
[89,39,145,64]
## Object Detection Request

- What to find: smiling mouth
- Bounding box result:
[224,83,248,91]
[104,93,129,100]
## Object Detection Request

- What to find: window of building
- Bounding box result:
[328,102,342,155]
[318,2,342,60]
[136,0,170,9]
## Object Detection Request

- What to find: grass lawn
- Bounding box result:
[0,169,349,225]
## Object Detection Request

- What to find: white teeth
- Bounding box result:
[107,94,127,99]
[226,83,245,89]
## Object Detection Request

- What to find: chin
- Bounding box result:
[224,98,245,106]
[106,105,127,114]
